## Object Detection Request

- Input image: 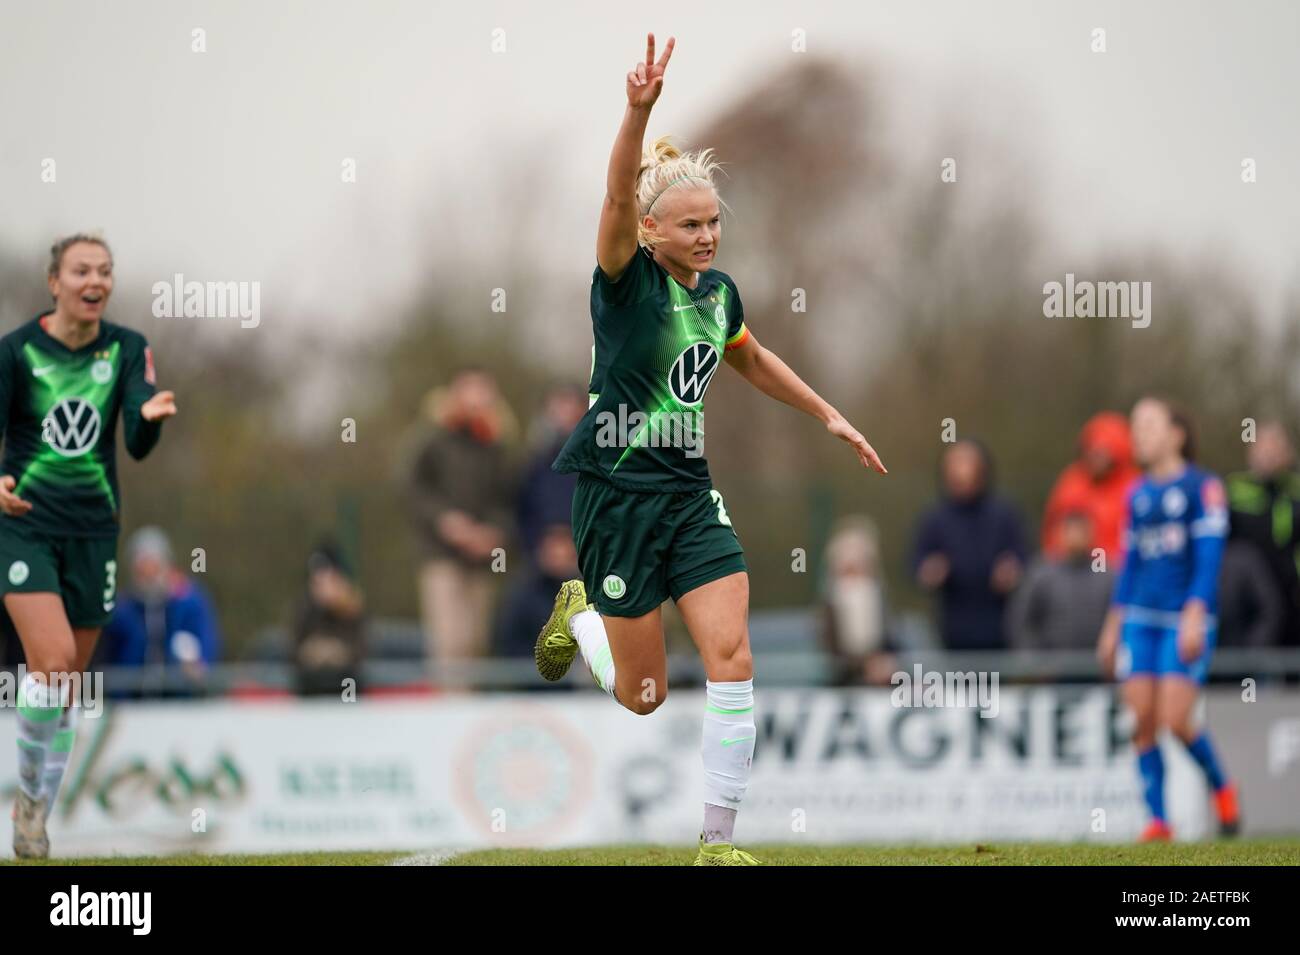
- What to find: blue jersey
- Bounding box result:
[1112,465,1228,620]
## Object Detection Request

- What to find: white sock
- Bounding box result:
[571,609,616,698]
[42,705,79,815]
[701,678,755,839]
[703,803,737,846]
[16,675,67,800]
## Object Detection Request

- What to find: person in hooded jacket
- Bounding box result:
[1041,411,1141,565]
[912,439,1027,650]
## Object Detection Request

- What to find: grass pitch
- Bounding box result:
[445,840,1300,866]
[6,840,1299,866]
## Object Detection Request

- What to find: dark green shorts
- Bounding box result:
[0,520,119,628]
[572,473,746,617]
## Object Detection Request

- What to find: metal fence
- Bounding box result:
[16,605,1297,696]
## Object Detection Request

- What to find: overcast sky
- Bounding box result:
[2,0,1296,349]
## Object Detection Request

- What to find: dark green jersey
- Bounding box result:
[0,313,162,537]
[553,247,750,492]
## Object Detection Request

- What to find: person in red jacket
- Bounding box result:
[1042,412,1141,564]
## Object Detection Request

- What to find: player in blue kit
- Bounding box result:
[1097,397,1240,841]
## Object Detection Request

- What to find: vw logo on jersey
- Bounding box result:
[668,342,720,408]
[602,575,626,600]
[90,358,113,384]
[41,397,102,457]
[714,303,726,330]
[8,561,29,586]
[1162,486,1187,518]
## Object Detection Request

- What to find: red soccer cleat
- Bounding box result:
[1214,782,1241,837]
[1138,819,1173,843]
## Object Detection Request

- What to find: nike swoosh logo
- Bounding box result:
[672,304,699,311]
[720,736,754,747]
[32,366,55,377]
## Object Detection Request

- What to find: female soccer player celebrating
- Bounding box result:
[1,235,176,858]
[1097,397,1240,842]
[536,34,886,865]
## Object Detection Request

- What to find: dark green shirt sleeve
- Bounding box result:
[725,277,745,341]
[0,339,13,450]
[594,246,655,308]
[122,334,162,460]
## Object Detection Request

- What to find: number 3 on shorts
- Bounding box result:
[103,559,117,603]
[710,489,732,527]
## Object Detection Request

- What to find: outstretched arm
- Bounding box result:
[596,33,675,281]
[725,332,886,474]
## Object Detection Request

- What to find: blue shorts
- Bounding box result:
[1116,610,1216,684]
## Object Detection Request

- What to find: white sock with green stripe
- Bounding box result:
[701,679,755,844]
[571,609,617,698]
[42,705,79,815]
[16,675,68,801]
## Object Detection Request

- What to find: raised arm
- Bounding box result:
[596,33,674,281]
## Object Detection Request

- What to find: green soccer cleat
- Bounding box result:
[534,579,591,682]
[693,836,762,866]
[12,789,49,860]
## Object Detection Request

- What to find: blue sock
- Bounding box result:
[1184,732,1227,791]
[1137,746,1166,822]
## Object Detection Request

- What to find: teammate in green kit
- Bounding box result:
[537,34,887,865]
[1,235,176,858]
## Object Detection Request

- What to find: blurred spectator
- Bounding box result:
[819,516,896,685]
[517,382,586,560]
[403,368,515,668]
[1041,411,1140,563]
[292,539,366,696]
[912,439,1027,650]
[1217,538,1284,647]
[493,524,581,664]
[99,527,221,698]
[493,384,586,668]
[1226,420,1300,645]
[1008,510,1111,650]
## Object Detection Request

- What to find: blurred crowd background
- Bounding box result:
[3,361,1299,697]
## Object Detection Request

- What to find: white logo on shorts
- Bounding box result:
[602,575,627,600]
[1115,642,1132,681]
[8,561,30,586]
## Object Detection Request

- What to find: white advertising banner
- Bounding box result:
[1,686,1283,858]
